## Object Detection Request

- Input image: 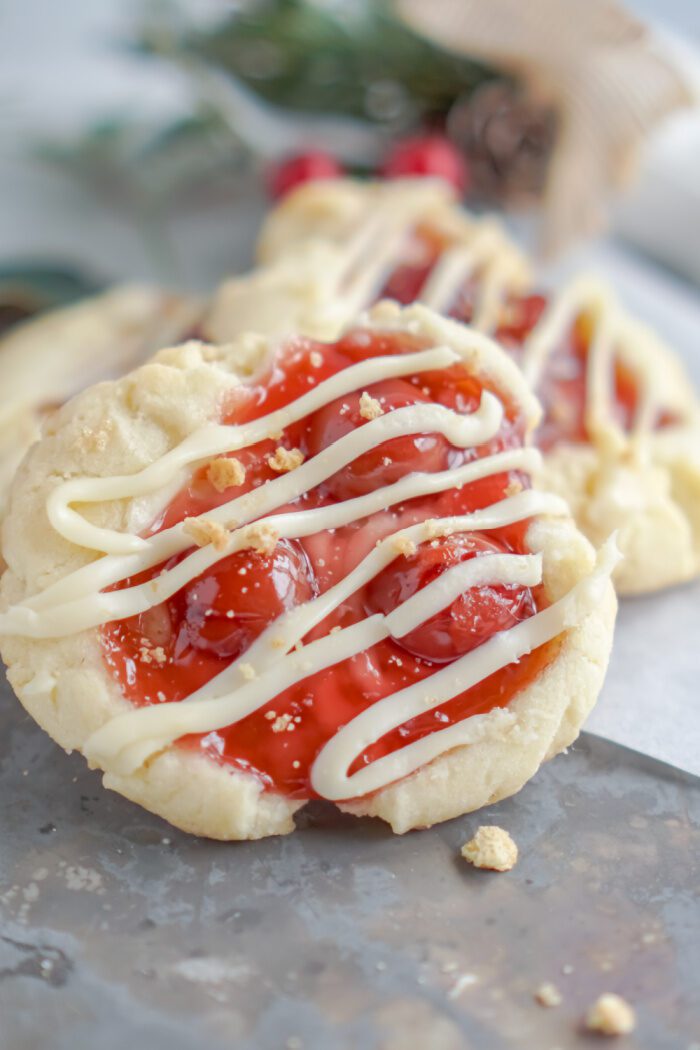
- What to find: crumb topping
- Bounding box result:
[461,826,518,872]
[138,643,167,666]
[309,350,323,368]
[359,391,384,421]
[585,994,636,1036]
[271,713,294,734]
[238,662,257,681]
[268,446,305,473]
[535,982,562,1008]
[392,535,417,557]
[422,518,454,541]
[240,522,279,556]
[183,517,229,552]
[207,456,246,492]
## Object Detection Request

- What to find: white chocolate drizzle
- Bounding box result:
[263,187,694,452]
[3,321,617,800]
[312,537,618,800]
[47,345,460,555]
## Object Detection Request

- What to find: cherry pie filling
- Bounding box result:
[102,330,558,800]
[381,229,674,449]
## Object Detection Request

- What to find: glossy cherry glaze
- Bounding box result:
[102,329,556,799]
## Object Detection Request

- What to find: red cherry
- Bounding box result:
[366,532,536,664]
[305,378,450,500]
[267,151,344,200]
[381,135,468,193]
[179,539,315,660]
[495,294,548,349]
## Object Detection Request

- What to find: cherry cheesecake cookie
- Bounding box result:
[0,302,617,839]
[219,177,700,595]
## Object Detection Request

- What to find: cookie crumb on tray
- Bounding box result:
[585,993,636,1036]
[461,826,518,871]
[534,982,562,1007]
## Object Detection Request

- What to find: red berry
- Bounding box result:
[180,540,315,659]
[305,379,449,500]
[495,294,549,348]
[381,135,468,193]
[267,151,344,200]
[366,533,536,663]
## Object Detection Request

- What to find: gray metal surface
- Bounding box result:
[1,667,698,1050]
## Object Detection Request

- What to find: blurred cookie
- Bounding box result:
[0,284,202,514]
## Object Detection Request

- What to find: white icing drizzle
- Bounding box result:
[4,318,616,801]
[299,197,528,345]
[86,517,519,768]
[385,551,542,638]
[312,536,619,799]
[418,223,526,335]
[334,216,410,317]
[516,275,692,449]
[47,345,460,555]
[431,260,692,448]
[420,245,477,313]
[1,455,560,640]
[271,192,691,449]
[83,542,543,775]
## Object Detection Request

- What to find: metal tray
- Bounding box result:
[1,673,698,1049]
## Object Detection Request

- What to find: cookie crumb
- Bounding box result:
[238,663,256,681]
[535,982,562,1008]
[138,643,167,665]
[423,518,442,540]
[585,994,636,1036]
[207,457,246,492]
[183,517,229,552]
[271,713,293,734]
[309,351,323,368]
[461,826,518,872]
[392,534,417,557]
[359,391,383,421]
[240,522,279,555]
[505,479,523,498]
[268,446,305,473]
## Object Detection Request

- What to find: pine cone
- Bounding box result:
[448,81,557,205]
